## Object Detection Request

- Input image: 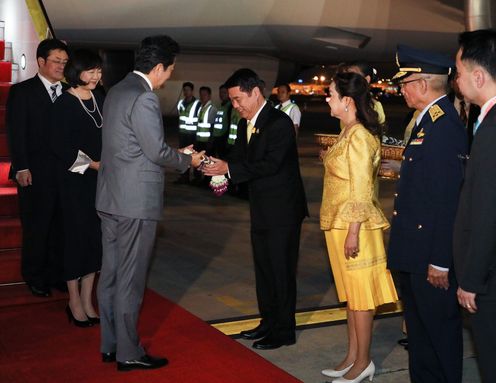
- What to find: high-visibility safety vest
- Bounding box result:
[196,101,214,142]
[276,102,296,115]
[177,98,200,134]
[213,101,232,138]
[227,109,240,146]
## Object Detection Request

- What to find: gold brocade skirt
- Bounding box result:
[324,229,398,311]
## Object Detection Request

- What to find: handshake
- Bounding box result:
[180,145,229,176]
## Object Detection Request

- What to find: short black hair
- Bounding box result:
[135,35,180,74]
[224,68,264,93]
[278,83,291,92]
[36,38,68,60]
[64,49,103,88]
[459,29,496,79]
[182,81,194,90]
[199,86,211,95]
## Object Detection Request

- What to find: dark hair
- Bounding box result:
[199,86,211,95]
[135,35,180,74]
[36,38,68,60]
[332,72,382,137]
[278,83,291,92]
[458,29,496,79]
[64,49,102,88]
[183,81,194,90]
[337,61,377,82]
[224,68,264,93]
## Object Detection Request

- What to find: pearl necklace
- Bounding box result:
[74,89,103,129]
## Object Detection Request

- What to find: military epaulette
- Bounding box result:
[429,104,445,122]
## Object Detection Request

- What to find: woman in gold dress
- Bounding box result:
[320,72,398,383]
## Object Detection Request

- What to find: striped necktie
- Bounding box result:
[50,84,59,102]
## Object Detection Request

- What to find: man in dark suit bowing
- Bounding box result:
[203,68,308,350]
[387,45,467,383]
[454,29,496,383]
[6,39,69,297]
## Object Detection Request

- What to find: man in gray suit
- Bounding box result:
[96,35,203,371]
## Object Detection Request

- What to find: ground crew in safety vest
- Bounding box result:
[212,84,233,159]
[195,86,217,153]
[192,86,217,185]
[175,81,200,184]
[276,84,301,136]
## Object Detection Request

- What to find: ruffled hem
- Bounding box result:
[320,201,389,231]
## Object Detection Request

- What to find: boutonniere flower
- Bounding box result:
[252,127,260,135]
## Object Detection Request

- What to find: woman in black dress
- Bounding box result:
[50,50,103,327]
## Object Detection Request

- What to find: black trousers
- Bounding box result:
[470,274,496,383]
[17,176,63,286]
[251,224,301,340]
[400,271,463,383]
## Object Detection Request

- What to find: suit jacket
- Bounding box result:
[388,95,468,273]
[228,103,308,229]
[96,72,191,220]
[6,75,69,180]
[453,105,496,294]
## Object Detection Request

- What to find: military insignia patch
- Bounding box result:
[410,138,423,145]
[416,128,425,138]
[429,104,445,122]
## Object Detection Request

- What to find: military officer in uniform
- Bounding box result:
[387,45,467,383]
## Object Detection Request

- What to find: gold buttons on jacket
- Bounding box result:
[417,224,423,229]
[408,157,413,162]
[394,193,398,197]
[393,210,398,216]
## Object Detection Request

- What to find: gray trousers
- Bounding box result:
[97,211,157,362]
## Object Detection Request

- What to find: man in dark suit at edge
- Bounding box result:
[6,39,69,297]
[454,29,496,383]
[203,68,308,350]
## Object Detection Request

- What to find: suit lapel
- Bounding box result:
[248,103,271,148]
[32,75,54,104]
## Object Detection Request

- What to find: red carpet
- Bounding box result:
[0,287,302,383]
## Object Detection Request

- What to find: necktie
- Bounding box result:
[246,121,254,143]
[50,84,58,102]
[473,119,481,135]
[459,100,468,125]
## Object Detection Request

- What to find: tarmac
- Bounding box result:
[147,98,482,382]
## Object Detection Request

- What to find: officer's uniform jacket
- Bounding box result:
[388,95,468,273]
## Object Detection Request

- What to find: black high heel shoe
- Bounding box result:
[87,316,100,325]
[65,306,93,328]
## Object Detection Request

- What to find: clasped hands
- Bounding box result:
[179,145,228,175]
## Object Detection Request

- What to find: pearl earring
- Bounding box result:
[345,106,348,112]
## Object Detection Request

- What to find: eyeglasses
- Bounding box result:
[397,77,430,88]
[45,58,68,66]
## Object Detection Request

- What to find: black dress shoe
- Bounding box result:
[117,354,168,371]
[240,324,270,340]
[397,337,409,349]
[102,352,116,363]
[27,284,51,297]
[252,335,296,350]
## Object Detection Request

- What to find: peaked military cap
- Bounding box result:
[393,44,454,81]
